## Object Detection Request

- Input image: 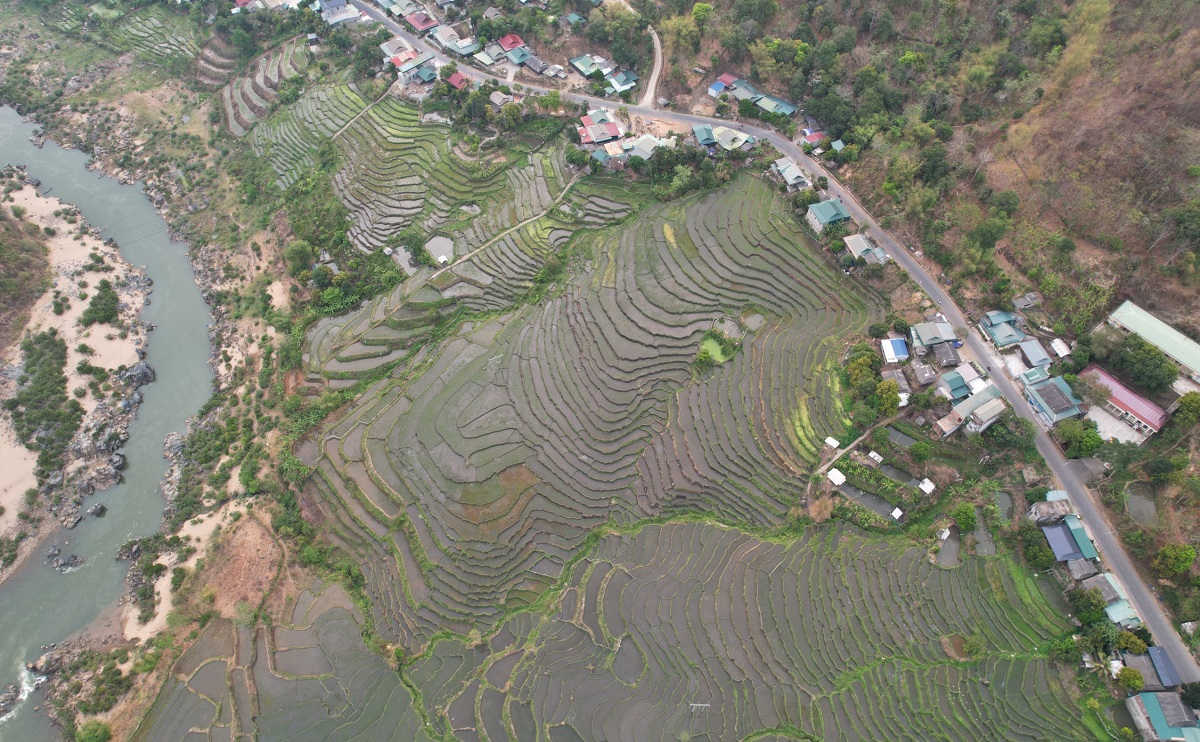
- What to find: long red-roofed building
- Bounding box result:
[1081,364,1168,436]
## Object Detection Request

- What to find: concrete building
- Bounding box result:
[805,198,852,233]
[1081,364,1168,442]
[980,310,1026,348]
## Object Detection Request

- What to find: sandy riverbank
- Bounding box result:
[0,184,147,542]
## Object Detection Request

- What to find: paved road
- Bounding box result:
[353,0,1200,681]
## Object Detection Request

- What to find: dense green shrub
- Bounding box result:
[80,278,120,326]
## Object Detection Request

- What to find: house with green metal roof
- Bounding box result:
[1108,299,1200,383]
[728,80,763,101]
[565,12,585,26]
[979,309,1026,348]
[805,198,851,234]
[692,124,716,147]
[1063,515,1098,560]
[506,46,532,64]
[755,94,797,116]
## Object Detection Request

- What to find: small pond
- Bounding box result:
[425,235,455,263]
[937,525,961,567]
[1126,482,1158,528]
[879,464,920,488]
[838,484,898,522]
[995,491,1013,521]
[973,505,996,557]
[886,426,918,448]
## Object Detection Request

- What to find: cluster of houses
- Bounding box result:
[979,298,1200,446]
[574,108,675,168]
[1028,492,1200,740]
[706,73,797,117]
[570,54,638,94]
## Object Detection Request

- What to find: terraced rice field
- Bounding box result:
[222,37,311,138]
[301,177,880,655]
[249,80,368,185]
[412,521,1090,741]
[194,35,237,88]
[108,6,201,63]
[131,582,433,741]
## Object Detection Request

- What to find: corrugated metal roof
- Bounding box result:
[1064,515,1098,560]
[1082,364,1168,429]
[1110,300,1200,376]
[1042,522,1083,561]
[1149,646,1182,688]
[1019,339,1051,367]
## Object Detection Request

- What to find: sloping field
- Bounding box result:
[194,35,237,88]
[221,37,310,138]
[107,6,201,63]
[131,583,433,741]
[302,177,879,654]
[249,80,368,184]
[413,521,1088,741]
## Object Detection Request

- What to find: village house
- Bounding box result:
[843,233,889,265]
[805,198,851,234]
[979,310,1026,349]
[770,157,808,190]
[910,321,957,354]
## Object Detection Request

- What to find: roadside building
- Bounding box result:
[445,71,469,90]
[707,80,726,98]
[524,55,548,74]
[404,11,439,33]
[1019,338,1052,368]
[935,383,1004,437]
[605,69,638,94]
[755,94,797,116]
[1081,364,1168,441]
[805,198,852,234]
[979,310,1026,349]
[1028,490,1072,525]
[771,157,808,189]
[505,46,532,65]
[843,233,889,264]
[692,124,716,147]
[576,108,621,144]
[1025,375,1083,426]
[910,321,957,354]
[1042,520,1087,561]
[1067,558,1098,581]
[712,125,753,151]
[1126,692,1200,742]
[933,343,961,368]
[1107,300,1200,384]
[489,90,513,109]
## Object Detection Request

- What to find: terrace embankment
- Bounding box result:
[300,176,880,655]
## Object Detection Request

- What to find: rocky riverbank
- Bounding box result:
[0,176,154,581]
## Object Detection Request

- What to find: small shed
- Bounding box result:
[824,436,840,449]
[827,468,846,486]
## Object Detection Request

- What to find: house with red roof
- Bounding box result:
[390,49,421,68]
[1080,364,1168,442]
[802,130,826,146]
[404,11,439,33]
[576,108,622,144]
[716,72,738,86]
[497,33,526,52]
[446,71,470,90]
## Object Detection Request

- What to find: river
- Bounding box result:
[0,106,213,739]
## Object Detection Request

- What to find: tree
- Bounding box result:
[1067,587,1106,624]
[283,240,315,277]
[1173,392,1200,429]
[1116,631,1148,655]
[876,379,900,416]
[439,62,459,80]
[76,721,113,742]
[951,502,977,531]
[660,15,699,57]
[1155,543,1197,576]
[691,2,714,31]
[867,322,889,338]
[1055,418,1102,458]
[1117,666,1145,692]
[910,441,931,462]
[1181,681,1200,709]
[1109,334,1179,393]
[565,146,590,168]
[1048,635,1081,664]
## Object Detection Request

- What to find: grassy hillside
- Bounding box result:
[0,198,50,351]
[646,0,1199,333]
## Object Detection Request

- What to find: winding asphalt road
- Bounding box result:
[352,0,1200,681]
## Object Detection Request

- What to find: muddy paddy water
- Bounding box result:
[1126,482,1158,528]
[0,106,213,738]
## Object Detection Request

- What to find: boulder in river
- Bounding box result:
[118,361,155,388]
[87,503,107,517]
[109,452,126,470]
